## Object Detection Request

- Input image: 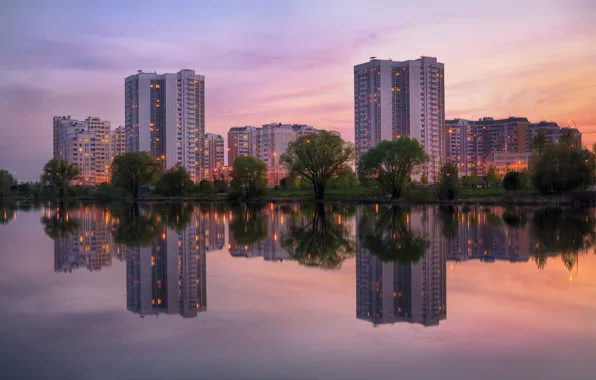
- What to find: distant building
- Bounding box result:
[484,151,531,176]
[52,116,112,185]
[227,126,258,166]
[124,69,205,182]
[203,133,224,180]
[227,123,318,185]
[110,126,126,161]
[354,56,445,182]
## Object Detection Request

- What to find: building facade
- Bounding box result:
[110,126,126,161]
[203,133,224,180]
[227,126,258,166]
[124,69,205,182]
[53,116,112,185]
[354,56,445,182]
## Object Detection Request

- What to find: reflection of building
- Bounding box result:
[356,208,447,326]
[199,206,225,251]
[354,57,445,182]
[126,212,206,318]
[228,205,290,261]
[52,207,124,273]
[446,206,531,263]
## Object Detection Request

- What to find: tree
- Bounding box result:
[155,166,193,197]
[502,171,526,192]
[195,180,214,194]
[328,166,357,189]
[531,131,548,154]
[111,152,160,198]
[230,156,268,201]
[531,143,595,194]
[559,128,577,148]
[110,202,162,247]
[358,138,427,200]
[437,163,458,201]
[213,179,227,193]
[41,159,80,198]
[420,173,429,186]
[0,170,16,202]
[485,166,500,187]
[358,206,428,264]
[281,131,355,200]
[281,203,355,269]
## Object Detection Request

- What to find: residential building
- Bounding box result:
[445,119,485,176]
[227,123,318,184]
[52,115,112,185]
[356,207,447,327]
[124,69,205,182]
[227,126,258,166]
[110,126,126,161]
[354,56,445,182]
[526,122,582,149]
[203,133,224,180]
[484,151,531,176]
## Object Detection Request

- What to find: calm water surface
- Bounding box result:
[1,202,595,380]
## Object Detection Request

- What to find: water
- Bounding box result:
[1,202,595,380]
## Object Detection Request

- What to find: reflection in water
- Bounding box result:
[35,203,596,323]
[1,203,16,224]
[281,203,356,269]
[356,206,447,327]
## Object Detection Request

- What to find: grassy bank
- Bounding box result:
[3,187,588,207]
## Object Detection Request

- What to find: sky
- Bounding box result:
[1,0,595,181]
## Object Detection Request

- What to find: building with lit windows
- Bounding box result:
[124,69,205,182]
[354,56,445,182]
[227,123,318,185]
[203,133,224,180]
[53,116,113,185]
[356,207,447,327]
[110,126,126,161]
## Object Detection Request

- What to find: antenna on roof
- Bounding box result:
[370,56,377,60]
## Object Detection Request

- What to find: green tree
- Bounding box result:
[328,166,357,189]
[281,204,355,269]
[358,138,428,200]
[358,206,428,264]
[420,173,429,186]
[0,170,16,202]
[485,166,500,187]
[281,131,355,200]
[502,171,526,192]
[213,179,227,193]
[531,131,548,154]
[155,166,193,197]
[196,180,214,194]
[437,163,459,201]
[230,156,268,201]
[41,159,80,198]
[532,143,595,194]
[229,204,267,246]
[111,152,160,198]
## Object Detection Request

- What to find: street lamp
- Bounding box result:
[568,119,577,129]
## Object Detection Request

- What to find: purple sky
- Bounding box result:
[1,0,595,180]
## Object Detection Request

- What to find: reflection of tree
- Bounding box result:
[359,205,428,264]
[531,209,596,270]
[40,203,80,239]
[153,202,193,232]
[281,203,355,269]
[438,205,457,240]
[229,204,267,246]
[110,202,161,247]
[502,208,529,229]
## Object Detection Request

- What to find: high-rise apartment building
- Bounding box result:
[203,133,224,180]
[124,69,205,182]
[354,56,445,182]
[227,126,258,165]
[53,116,112,185]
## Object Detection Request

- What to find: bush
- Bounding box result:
[213,179,227,194]
[502,171,526,192]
